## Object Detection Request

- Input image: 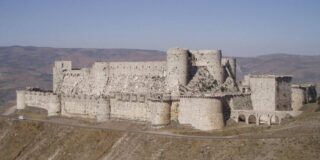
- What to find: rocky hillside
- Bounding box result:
[1,104,320,160]
[0,46,319,107]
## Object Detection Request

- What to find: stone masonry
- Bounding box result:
[16,48,317,131]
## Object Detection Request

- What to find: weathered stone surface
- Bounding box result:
[180,67,238,96]
[230,95,253,110]
[15,48,309,131]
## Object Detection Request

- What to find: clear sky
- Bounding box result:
[0,0,319,56]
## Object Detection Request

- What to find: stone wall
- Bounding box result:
[190,50,224,83]
[15,47,302,131]
[54,61,167,96]
[249,76,276,111]
[16,90,60,116]
[149,100,171,126]
[61,95,109,120]
[179,97,224,130]
[108,61,166,77]
[53,61,72,93]
[291,87,305,111]
[230,95,253,110]
[58,69,92,95]
[300,84,318,103]
[249,75,292,112]
[166,48,190,96]
[276,77,292,111]
[109,93,150,121]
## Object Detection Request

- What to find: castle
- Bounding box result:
[16,48,317,131]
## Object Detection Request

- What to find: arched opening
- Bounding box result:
[259,115,269,125]
[238,114,246,123]
[271,115,280,124]
[248,115,256,124]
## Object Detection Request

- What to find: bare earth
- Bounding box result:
[0,103,319,160]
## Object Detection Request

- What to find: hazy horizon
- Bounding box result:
[1,0,320,56]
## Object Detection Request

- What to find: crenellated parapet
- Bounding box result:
[110,92,147,103]
[60,94,110,121]
[15,47,304,131]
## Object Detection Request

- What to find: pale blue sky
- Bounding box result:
[0,0,319,56]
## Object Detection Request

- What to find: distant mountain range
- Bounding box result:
[0,46,319,106]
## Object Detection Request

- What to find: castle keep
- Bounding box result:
[16,48,316,131]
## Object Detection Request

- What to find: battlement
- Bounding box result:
[249,74,292,80]
[110,92,147,103]
[16,47,306,131]
[25,90,55,96]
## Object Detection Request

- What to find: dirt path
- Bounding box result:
[2,105,16,116]
[1,115,318,141]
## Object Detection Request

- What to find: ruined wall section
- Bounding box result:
[55,61,167,96]
[105,61,166,94]
[222,58,236,81]
[230,95,253,110]
[275,77,292,111]
[91,62,110,95]
[58,68,93,95]
[53,61,72,93]
[302,84,318,103]
[190,50,224,83]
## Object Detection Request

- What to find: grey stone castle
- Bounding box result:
[16,48,317,131]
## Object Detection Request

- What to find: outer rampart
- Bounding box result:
[109,92,150,121]
[17,90,61,116]
[60,95,109,120]
[15,47,309,131]
[179,96,224,130]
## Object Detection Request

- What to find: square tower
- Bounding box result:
[53,61,72,93]
[249,75,292,111]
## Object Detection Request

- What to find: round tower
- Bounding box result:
[166,48,189,96]
[47,94,60,116]
[179,97,225,130]
[192,50,224,83]
[16,90,26,110]
[149,100,171,127]
[291,86,305,111]
[207,50,224,83]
